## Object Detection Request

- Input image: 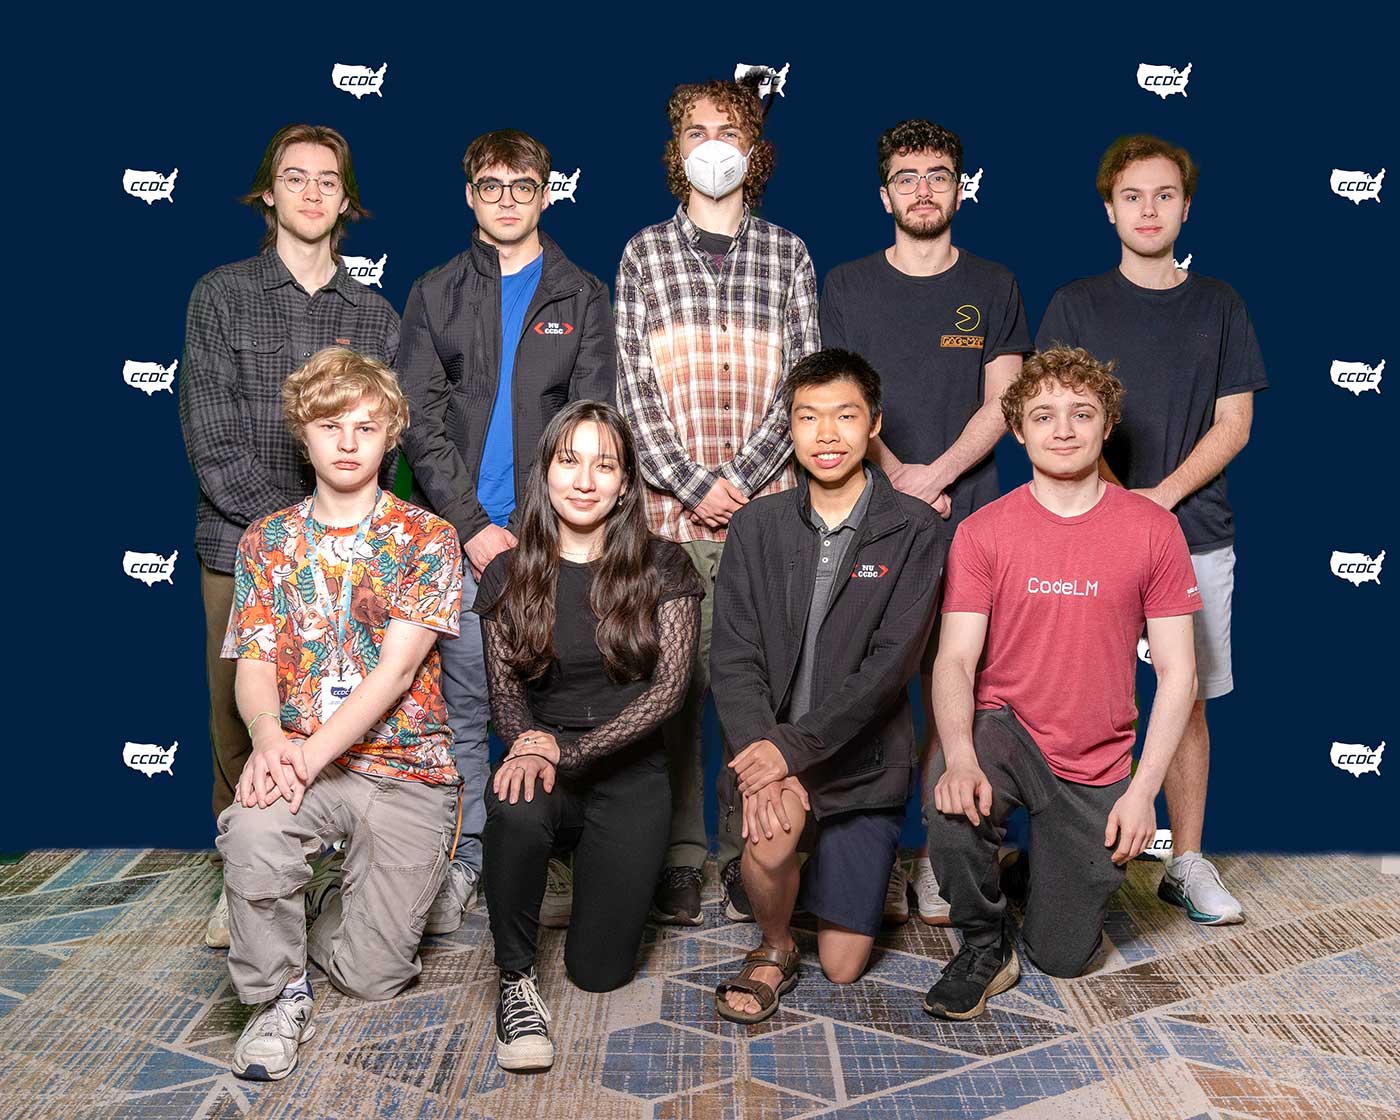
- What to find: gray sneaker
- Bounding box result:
[232,982,315,1081]
[1158,852,1244,925]
[425,860,479,936]
[204,886,230,949]
[539,857,573,929]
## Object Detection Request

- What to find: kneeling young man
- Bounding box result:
[711,349,947,1023]
[218,349,463,1080]
[923,347,1199,1020]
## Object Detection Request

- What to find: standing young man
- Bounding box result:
[710,349,945,1023]
[821,119,1031,925]
[398,129,615,935]
[179,124,401,949]
[1036,136,1267,925]
[616,76,821,925]
[923,348,1199,1020]
[219,348,462,1080]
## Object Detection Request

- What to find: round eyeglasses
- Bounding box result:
[276,172,343,196]
[886,171,957,195]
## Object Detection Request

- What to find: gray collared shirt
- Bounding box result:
[787,471,874,722]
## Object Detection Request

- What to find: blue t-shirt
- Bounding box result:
[477,252,544,525]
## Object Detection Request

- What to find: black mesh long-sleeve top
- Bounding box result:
[474,538,703,774]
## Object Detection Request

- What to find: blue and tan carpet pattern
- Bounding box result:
[0,851,1397,1118]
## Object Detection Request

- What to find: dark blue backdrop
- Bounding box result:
[10,15,1393,851]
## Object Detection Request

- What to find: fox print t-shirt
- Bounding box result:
[223,492,463,784]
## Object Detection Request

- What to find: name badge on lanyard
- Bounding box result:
[304,490,379,724]
[319,670,362,721]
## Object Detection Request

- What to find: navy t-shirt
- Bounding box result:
[477,252,544,525]
[820,249,1031,526]
[1036,269,1268,551]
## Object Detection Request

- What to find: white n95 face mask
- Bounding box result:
[683,140,752,200]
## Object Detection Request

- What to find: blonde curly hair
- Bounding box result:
[283,347,409,448]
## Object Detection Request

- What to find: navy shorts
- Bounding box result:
[796,808,903,937]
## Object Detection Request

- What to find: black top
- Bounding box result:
[694,228,733,271]
[474,537,703,773]
[1036,269,1268,551]
[820,249,1031,527]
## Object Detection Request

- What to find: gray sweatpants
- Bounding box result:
[924,706,1129,978]
[216,765,458,1004]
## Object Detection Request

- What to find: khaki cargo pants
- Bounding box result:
[216,764,458,1004]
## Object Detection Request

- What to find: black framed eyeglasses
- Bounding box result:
[471,179,543,203]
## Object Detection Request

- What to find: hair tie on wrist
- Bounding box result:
[246,711,279,734]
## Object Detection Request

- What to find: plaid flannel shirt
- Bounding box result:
[615,206,820,543]
[178,250,400,573]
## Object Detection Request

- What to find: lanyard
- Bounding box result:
[303,489,380,676]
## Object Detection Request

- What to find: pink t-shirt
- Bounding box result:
[942,483,1201,785]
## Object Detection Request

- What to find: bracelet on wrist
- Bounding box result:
[246,711,279,734]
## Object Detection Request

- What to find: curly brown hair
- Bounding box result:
[662,77,775,206]
[1002,347,1124,433]
[877,119,963,184]
[1096,134,1198,201]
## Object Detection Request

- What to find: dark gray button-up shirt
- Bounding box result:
[178,250,400,573]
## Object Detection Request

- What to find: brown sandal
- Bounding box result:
[715,943,802,1024]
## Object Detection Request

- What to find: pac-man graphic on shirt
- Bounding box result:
[942,304,985,348]
[954,305,981,332]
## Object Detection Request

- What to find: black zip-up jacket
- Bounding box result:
[398,231,615,544]
[712,466,948,819]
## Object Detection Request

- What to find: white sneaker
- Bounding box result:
[539,857,573,929]
[911,857,951,925]
[204,887,230,949]
[496,969,554,1072]
[883,861,910,925]
[232,981,316,1081]
[1158,851,1244,925]
[424,860,478,935]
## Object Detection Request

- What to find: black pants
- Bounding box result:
[483,740,670,992]
[924,706,1129,978]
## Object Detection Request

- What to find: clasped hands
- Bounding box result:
[886,461,952,519]
[493,730,562,804]
[729,739,810,843]
[237,730,326,814]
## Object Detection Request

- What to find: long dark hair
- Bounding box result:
[491,401,661,682]
[241,123,369,252]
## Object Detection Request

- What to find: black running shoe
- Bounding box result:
[922,929,1020,1020]
[651,866,705,926]
[721,858,753,923]
[495,968,554,1072]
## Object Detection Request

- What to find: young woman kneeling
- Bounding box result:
[476,400,702,1071]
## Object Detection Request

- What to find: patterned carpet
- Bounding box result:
[0,850,1397,1119]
